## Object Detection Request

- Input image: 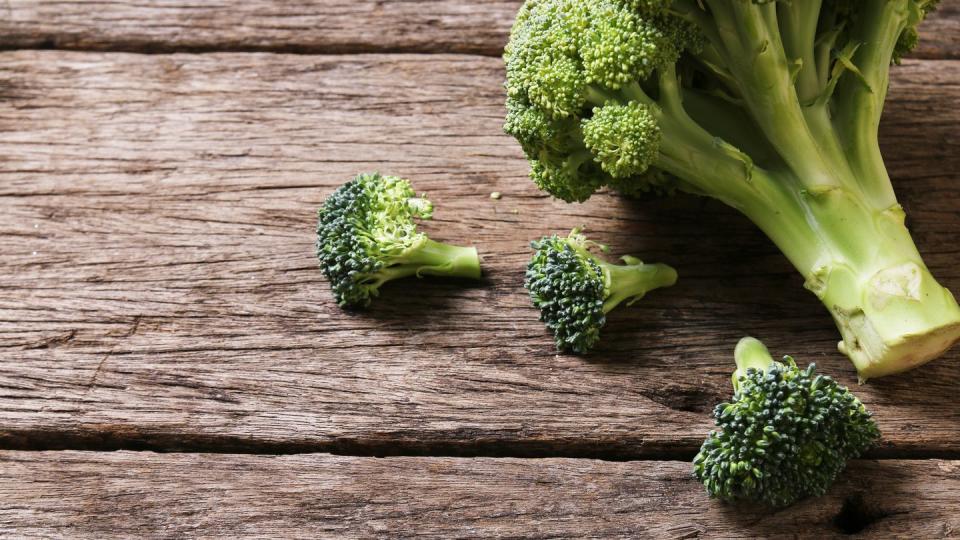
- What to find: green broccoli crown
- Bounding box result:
[316,173,481,308]
[525,230,677,353]
[503,0,937,203]
[525,232,607,353]
[694,338,880,508]
[503,0,696,202]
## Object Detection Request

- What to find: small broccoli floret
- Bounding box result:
[524,230,677,353]
[582,102,661,178]
[694,338,880,508]
[504,0,960,378]
[316,173,482,308]
[529,155,607,204]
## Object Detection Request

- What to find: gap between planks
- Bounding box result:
[6,430,960,462]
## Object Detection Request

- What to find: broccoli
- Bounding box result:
[694,337,880,507]
[316,173,482,308]
[503,0,959,379]
[525,230,677,353]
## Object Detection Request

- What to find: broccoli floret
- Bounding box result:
[694,337,880,507]
[316,173,482,308]
[504,0,960,379]
[525,230,677,353]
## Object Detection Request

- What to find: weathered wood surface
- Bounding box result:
[0,0,520,56]
[0,0,956,58]
[1,451,957,538]
[1,51,958,456]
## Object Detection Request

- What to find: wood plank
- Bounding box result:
[0,0,519,56]
[1,451,958,538]
[0,52,958,457]
[0,0,956,58]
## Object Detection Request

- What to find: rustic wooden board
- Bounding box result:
[0,52,958,457]
[1,451,957,538]
[0,0,956,58]
[0,0,519,56]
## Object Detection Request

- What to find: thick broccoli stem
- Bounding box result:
[663,105,960,379]
[655,70,959,377]
[379,238,481,283]
[732,337,774,391]
[804,194,960,380]
[667,2,960,376]
[741,184,960,380]
[600,260,677,314]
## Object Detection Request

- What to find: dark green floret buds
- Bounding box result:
[694,338,880,508]
[316,173,482,308]
[525,229,677,353]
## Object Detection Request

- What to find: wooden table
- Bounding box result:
[1,2,959,537]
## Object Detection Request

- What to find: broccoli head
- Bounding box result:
[694,337,880,507]
[525,230,677,353]
[504,0,960,379]
[316,173,482,308]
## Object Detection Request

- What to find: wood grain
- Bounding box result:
[0,0,955,58]
[1,451,958,538]
[0,0,519,56]
[0,52,958,457]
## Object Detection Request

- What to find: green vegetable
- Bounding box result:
[694,337,880,507]
[503,0,958,379]
[525,229,677,353]
[316,173,482,308]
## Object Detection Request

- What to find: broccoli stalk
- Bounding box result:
[730,336,777,391]
[602,254,678,314]
[525,230,677,353]
[316,173,481,308]
[363,237,481,286]
[694,337,880,507]
[503,0,959,379]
